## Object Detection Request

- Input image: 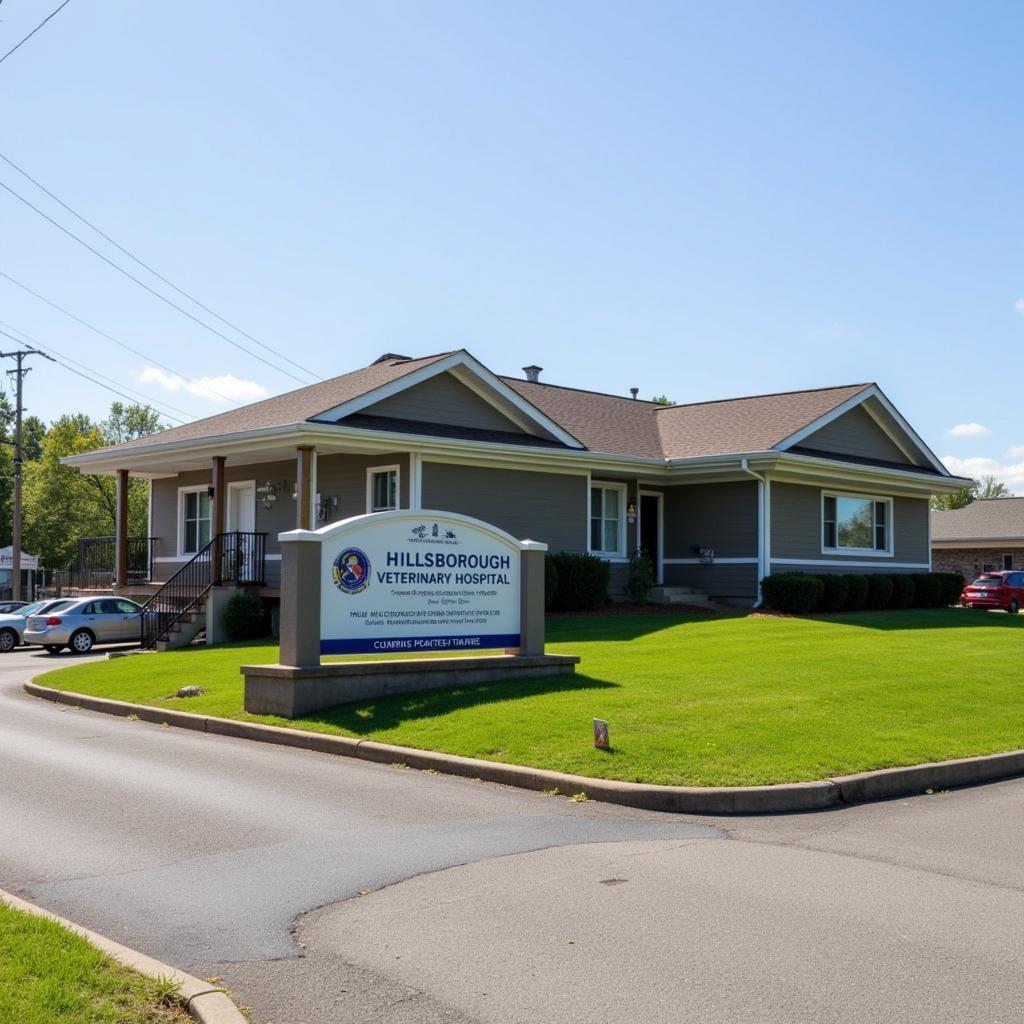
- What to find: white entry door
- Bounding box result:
[227,481,257,579]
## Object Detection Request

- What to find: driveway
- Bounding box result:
[3,647,1024,1023]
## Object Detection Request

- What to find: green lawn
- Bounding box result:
[0,902,186,1023]
[33,608,1024,787]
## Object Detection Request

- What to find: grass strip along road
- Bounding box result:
[0,901,187,1023]
[35,608,1024,788]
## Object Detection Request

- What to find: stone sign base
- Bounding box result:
[242,653,581,718]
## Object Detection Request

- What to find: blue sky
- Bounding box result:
[2,2,1022,485]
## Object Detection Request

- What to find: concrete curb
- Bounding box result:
[23,680,1024,814]
[0,888,247,1024]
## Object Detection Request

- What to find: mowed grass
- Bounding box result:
[34,608,1024,787]
[0,902,187,1024]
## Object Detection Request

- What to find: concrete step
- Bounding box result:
[648,586,714,606]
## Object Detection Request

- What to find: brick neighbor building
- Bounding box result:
[931,497,1024,579]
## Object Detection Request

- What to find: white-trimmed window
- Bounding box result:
[179,486,211,555]
[822,491,892,555]
[366,465,400,513]
[590,483,626,557]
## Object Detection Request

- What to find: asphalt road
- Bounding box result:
[3,647,1024,1023]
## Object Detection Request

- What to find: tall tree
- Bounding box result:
[931,474,1012,510]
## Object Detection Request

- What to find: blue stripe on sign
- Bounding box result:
[321,633,521,655]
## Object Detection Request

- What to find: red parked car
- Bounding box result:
[960,572,1024,613]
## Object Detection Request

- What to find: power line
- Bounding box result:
[0,0,73,67]
[0,176,314,384]
[0,326,187,425]
[0,320,190,422]
[0,269,241,405]
[0,150,321,382]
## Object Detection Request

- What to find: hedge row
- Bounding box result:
[546,553,611,612]
[761,571,964,616]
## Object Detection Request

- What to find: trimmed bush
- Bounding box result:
[549,552,610,612]
[889,574,915,609]
[844,574,869,612]
[909,573,943,608]
[866,574,894,610]
[934,571,965,606]
[816,574,850,613]
[544,557,559,611]
[626,549,656,604]
[761,573,825,615]
[221,589,271,642]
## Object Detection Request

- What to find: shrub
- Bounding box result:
[933,571,965,606]
[761,573,825,615]
[889,574,915,609]
[549,553,610,612]
[909,573,943,608]
[816,574,849,613]
[626,549,656,604]
[544,556,559,611]
[844,574,869,612]
[866,574,894,610]
[221,589,271,642]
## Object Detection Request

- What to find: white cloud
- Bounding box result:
[941,454,1024,493]
[946,422,991,438]
[137,367,268,404]
[1014,298,1024,315]
[1007,445,1024,459]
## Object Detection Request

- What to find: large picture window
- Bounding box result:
[822,492,891,554]
[590,484,625,557]
[367,466,399,513]
[181,488,211,555]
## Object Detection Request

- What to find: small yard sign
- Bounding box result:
[593,718,610,749]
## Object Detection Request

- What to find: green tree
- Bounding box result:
[21,405,163,568]
[652,394,675,406]
[931,474,1012,510]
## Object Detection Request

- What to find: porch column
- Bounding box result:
[296,445,315,530]
[211,456,226,583]
[114,469,129,589]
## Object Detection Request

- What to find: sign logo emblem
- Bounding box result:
[332,547,371,594]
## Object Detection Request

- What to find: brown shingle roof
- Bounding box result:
[500,379,666,458]
[931,498,1024,542]
[100,353,452,452]
[654,384,870,458]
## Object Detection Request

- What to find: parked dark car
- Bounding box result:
[960,572,1024,613]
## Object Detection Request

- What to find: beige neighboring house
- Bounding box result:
[931,497,1024,579]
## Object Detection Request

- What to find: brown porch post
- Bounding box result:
[211,456,226,582]
[296,446,315,530]
[114,469,129,589]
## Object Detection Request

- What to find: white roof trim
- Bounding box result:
[774,384,950,476]
[307,350,585,449]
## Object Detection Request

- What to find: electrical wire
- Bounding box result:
[0,150,321,382]
[0,326,187,425]
[0,319,191,421]
[0,177,314,384]
[0,0,73,66]
[0,269,243,405]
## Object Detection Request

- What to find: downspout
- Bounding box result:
[740,458,767,607]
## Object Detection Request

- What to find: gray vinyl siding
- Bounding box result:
[800,405,911,465]
[316,452,410,522]
[662,481,758,558]
[663,563,759,600]
[770,481,930,568]
[362,372,528,434]
[421,461,586,552]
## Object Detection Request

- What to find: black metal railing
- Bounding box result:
[139,532,266,648]
[56,536,156,594]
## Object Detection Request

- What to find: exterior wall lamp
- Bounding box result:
[626,501,637,524]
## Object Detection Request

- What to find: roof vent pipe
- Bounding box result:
[630,387,639,400]
[523,365,543,383]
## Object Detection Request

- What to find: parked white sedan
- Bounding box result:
[22,597,143,654]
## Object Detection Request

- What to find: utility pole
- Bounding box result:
[0,348,54,600]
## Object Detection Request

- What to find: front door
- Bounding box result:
[639,493,662,584]
[227,482,257,579]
